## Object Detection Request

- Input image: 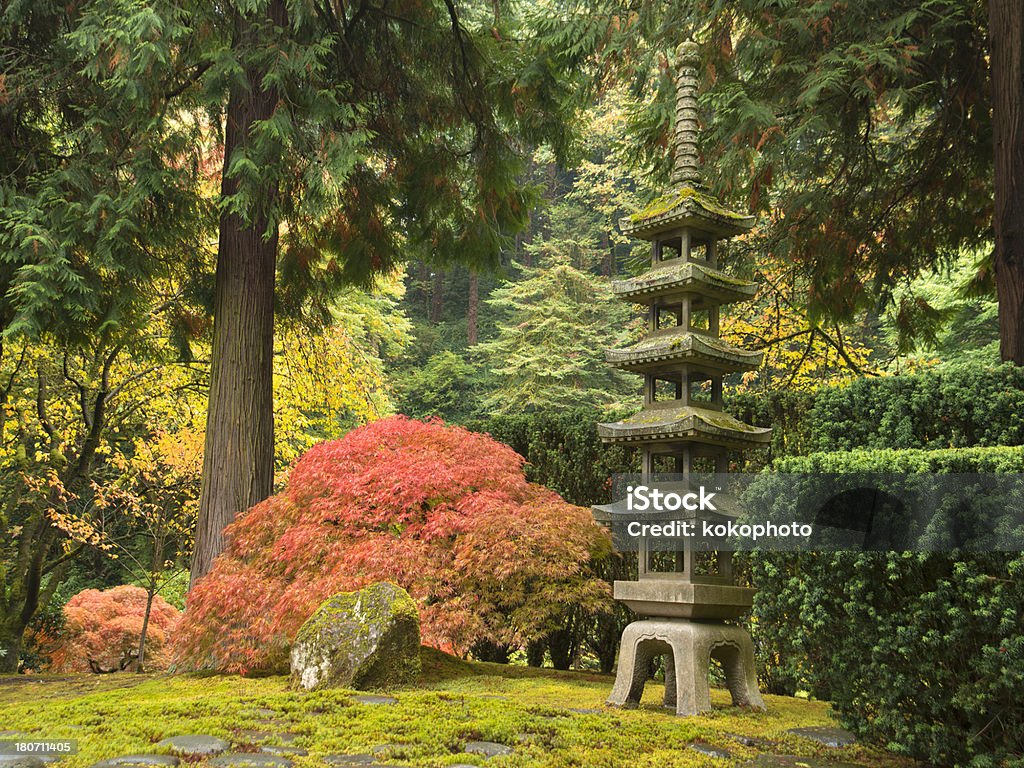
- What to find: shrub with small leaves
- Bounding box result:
[749,447,1024,767]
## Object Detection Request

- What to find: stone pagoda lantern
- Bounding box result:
[594,41,770,717]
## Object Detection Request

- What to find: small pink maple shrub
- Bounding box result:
[50,585,180,672]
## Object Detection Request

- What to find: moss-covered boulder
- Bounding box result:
[289,582,421,691]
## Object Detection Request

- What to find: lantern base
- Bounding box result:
[607,618,764,716]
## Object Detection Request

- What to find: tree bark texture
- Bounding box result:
[191,0,285,584]
[990,0,1024,364]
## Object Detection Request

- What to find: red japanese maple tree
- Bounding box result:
[50,585,180,672]
[175,416,611,673]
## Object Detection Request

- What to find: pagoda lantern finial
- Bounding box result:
[671,40,702,190]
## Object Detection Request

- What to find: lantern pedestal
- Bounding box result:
[607,618,764,716]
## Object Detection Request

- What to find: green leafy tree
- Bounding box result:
[882,250,1000,367]
[475,243,638,415]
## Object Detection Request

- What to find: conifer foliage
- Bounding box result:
[476,246,637,415]
[176,417,611,673]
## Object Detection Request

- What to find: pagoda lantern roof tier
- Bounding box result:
[620,186,754,241]
[613,258,757,305]
[592,491,743,525]
[606,328,763,375]
[612,579,755,620]
[598,403,771,450]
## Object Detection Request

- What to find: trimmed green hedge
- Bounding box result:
[726,364,1024,459]
[808,365,1024,452]
[748,446,1024,768]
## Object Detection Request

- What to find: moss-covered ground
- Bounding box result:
[0,649,914,768]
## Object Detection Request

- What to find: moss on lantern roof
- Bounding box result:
[606,328,762,373]
[598,403,772,448]
[630,186,748,223]
[620,186,754,240]
[612,259,758,303]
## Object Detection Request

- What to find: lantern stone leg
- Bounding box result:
[608,619,765,716]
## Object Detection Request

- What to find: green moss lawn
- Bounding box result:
[0,649,915,768]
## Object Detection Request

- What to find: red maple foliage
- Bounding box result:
[175,416,611,673]
[50,585,180,672]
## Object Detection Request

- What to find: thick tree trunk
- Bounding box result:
[467,270,478,345]
[191,0,285,585]
[547,625,575,671]
[990,0,1024,364]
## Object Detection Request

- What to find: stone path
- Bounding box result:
[154,736,230,756]
[786,726,857,747]
[689,742,731,759]
[78,700,864,768]
[208,755,294,768]
[0,759,48,768]
[92,757,179,768]
[463,741,513,757]
[0,755,57,766]
[349,695,397,706]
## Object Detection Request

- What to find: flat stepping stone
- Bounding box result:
[689,743,731,759]
[350,695,397,706]
[749,757,866,768]
[726,734,772,748]
[0,758,47,768]
[786,727,857,747]
[322,756,377,766]
[234,731,273,744]
[155,736,230,756]
[92,757,179,768]
[463,741,513,757]
[260,747,306,758]
[0,752,58,766]
[209,755,293,768]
